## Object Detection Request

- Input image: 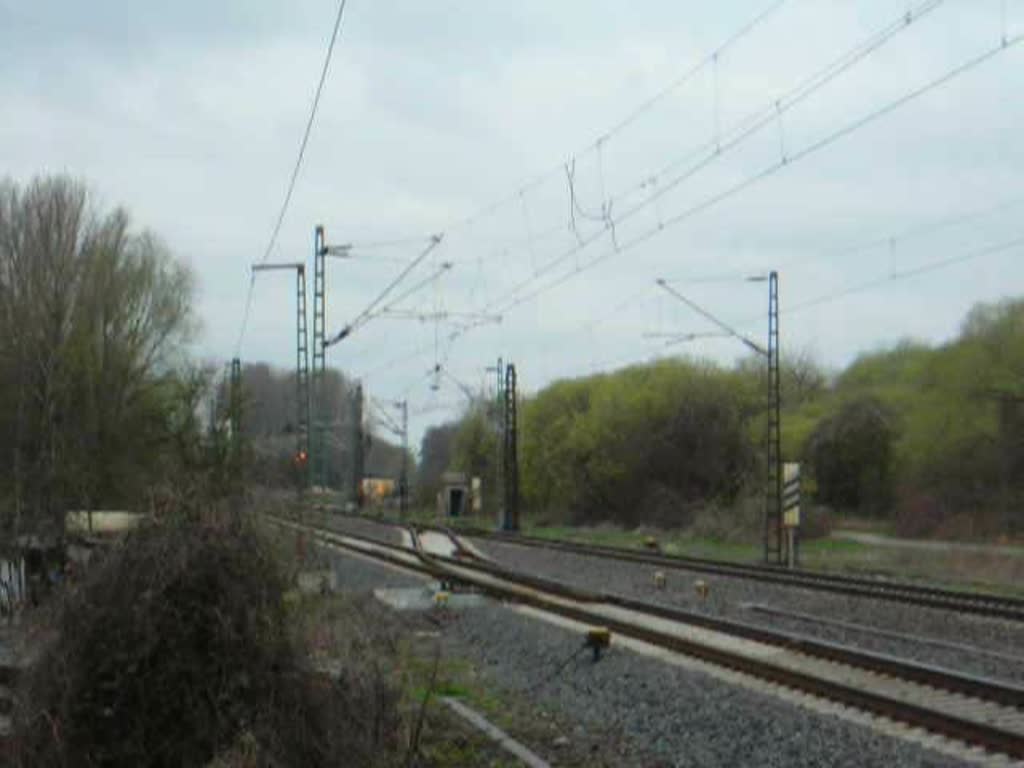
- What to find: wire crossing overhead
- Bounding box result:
[482,0,951,316]
[484,20,1022,319]
[227,2,1021,432]
[258,0,349,267]
[235,0,350,356]
[656,278,768,357]
[437,0,789,240]
[783,234,1024,317]
[325,234,444,347]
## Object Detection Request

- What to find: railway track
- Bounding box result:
[321,509,1024,622]
[0,660,16,752]
[276,514,1024,760]
[472,530,1024,622]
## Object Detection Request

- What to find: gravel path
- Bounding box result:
[472,538,1024,685]
[320,540,972,767]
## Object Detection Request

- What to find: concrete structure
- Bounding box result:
[438,472,469,517]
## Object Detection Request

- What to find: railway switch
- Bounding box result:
[653,571,667,589]
[585,627,611,661]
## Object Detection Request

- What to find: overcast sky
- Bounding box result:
[3,1,1023,445]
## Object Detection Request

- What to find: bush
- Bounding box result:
[11,520,403,767]
[636,482,695,529]
[799,505,835,541]
[805,397,895,515]
[688,497,762,543]
[893,492,949,538]
[521,359,760,526]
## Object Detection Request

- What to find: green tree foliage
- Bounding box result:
[0,175,196,536]
[416,422,458,506]
[218,363,410,492]
[449,398,501,509]
[520,359,760,526]
[433,297,1024,535]
[805,397,894,515]
[791,298,1024,532]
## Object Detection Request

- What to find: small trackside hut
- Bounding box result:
[438,472,469,518]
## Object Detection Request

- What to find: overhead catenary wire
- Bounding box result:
[440,19,1015,397]
[492,0,948,299]
[247,3,1015,421]
[259,0,348,267]
[401,0,788,249]
[235,0,350,356]
[325,234,444,346]
[783,233,1024,316]
[361,261,453,324]
[235,0,789,370]
[571,227,1018,374]
[664,194,1024,283]
[778,194,1024,272]
[656,279,768,356]
[488,24,1021,319]
[376,5,1018,419]
[484,0,947,314]
[348,341,433,380]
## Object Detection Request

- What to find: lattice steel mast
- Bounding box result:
[764,271,782,565]
[252,262,311,487]
[502,363,519,531]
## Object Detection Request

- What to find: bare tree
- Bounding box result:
[0,175,196,538]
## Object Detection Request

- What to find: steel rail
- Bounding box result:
[274,515,1024,757]
[318,509,1024,621]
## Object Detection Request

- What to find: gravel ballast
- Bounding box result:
[323,542,971,767]
[471,537,1024,685]
[444,602,969,768]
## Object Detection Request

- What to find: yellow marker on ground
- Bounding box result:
[585,627,612,661]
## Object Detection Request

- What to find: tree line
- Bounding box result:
[5,174,1019,540]
[0,174,413,546]
[429,298,1024,537]
[220,363,411,491]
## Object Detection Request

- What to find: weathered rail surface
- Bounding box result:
[320,509,1024,622]
[276,514,1024,759]
[0,661,16,752]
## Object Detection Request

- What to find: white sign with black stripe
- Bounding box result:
[782,462,801,528]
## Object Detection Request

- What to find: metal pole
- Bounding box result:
[764,271,782,564]
[312,226,327,489]
[352,383,364,509]
[251,262,310,490]
[494,357,504,525]
[297,266,311,489]
[503,363,519,531]
[399,399,409,515]
[229,357,242,463]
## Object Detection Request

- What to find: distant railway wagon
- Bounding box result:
[360,477,396,504]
